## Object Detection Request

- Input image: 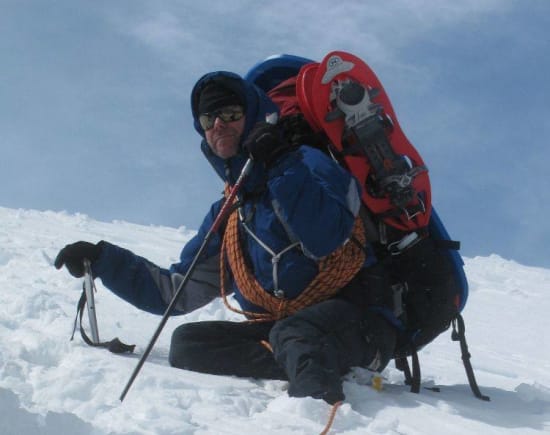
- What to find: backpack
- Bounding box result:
[245,51,489,400]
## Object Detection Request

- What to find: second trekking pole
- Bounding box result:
[119,158,254,402]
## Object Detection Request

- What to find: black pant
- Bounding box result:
[270,299,395,403]
[169,320,287,380]
[169,299,395,403]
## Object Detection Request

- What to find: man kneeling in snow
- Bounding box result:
[55,71,396,405]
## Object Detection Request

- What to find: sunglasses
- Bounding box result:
[199,106,245,131]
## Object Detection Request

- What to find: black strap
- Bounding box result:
[395,356,412,384]
[452,314,490,401]
[410,348,421,394]
[395,350,421,394]
[71,289,135,354]
[396,315,489,400]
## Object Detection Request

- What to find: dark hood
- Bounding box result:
[190,71,279,187]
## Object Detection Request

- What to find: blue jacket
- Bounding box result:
[92,71,372,315]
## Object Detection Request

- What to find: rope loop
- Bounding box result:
[220,184,366,321]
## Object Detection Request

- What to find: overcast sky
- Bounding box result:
[2,1,549,268]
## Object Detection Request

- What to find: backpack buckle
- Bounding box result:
[388,231,420,255]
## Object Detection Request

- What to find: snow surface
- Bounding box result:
[1,206,549,435]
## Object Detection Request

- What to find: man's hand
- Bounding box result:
[243,122,293,167]
[54,241,103,278]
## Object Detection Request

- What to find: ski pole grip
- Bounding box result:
[211,158,254,232]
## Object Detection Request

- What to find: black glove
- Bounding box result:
[243,122,293,167]
[54,241,103,278]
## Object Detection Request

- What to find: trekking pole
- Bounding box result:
[83,259,100,343]
[119,157,254,402]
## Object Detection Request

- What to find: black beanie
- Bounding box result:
[198,81,243,114]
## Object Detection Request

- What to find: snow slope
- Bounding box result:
[0,206,549,434]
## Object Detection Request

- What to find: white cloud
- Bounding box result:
[107,0,515,73]
[131,11,193,52]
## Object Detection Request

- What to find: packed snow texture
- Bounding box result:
[0,206,549,434]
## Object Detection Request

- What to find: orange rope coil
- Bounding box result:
[220,190,366,321]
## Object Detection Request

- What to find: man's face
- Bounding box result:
[203,108,246,160]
